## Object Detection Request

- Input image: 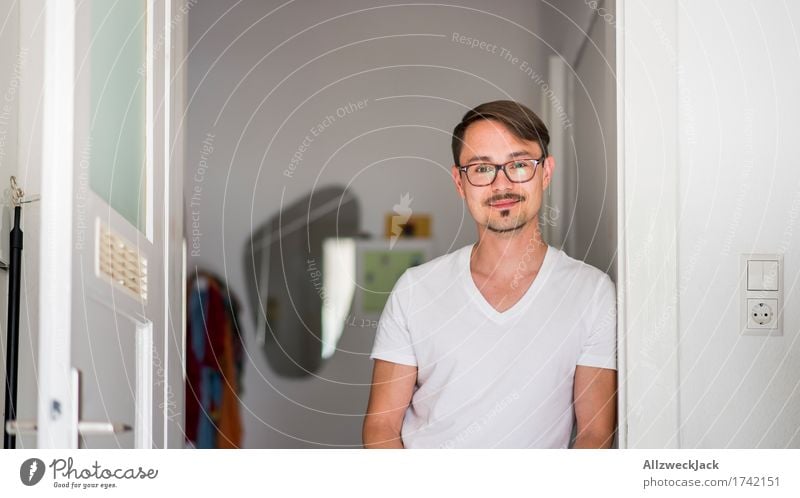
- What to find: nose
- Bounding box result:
[491,166,514,191]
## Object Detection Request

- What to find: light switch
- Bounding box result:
[741,253,783,336]
[747,260,763,290]
[762,261,779,291]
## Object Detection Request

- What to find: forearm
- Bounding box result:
[572,431,614,449]
[363,422,405,449]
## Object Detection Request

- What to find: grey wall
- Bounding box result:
[569,1,617,277]
[185,0,599,447]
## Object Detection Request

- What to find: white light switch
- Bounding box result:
[747,260,763,290]
[741,253,783,336]
[762,261,779,291]
[746,259,780,291]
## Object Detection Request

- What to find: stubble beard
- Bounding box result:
[485,208,530,234]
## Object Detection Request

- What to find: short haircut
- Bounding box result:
[451,100,550,166]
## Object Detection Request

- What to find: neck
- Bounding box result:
[470,221,548,278]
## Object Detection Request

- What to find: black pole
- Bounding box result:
[3,205,23,449]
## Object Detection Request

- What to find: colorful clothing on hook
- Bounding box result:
[186,272,245,448]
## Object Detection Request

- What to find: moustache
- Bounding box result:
[486,193,525,206]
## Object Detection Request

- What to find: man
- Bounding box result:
[362,100,617,449]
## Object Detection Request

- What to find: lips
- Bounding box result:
[489,199,521,208]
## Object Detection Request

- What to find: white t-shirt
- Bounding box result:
[369,243,617,448]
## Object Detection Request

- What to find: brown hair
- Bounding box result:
[451,100,550,166]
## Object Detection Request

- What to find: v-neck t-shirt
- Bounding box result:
[369,243,617,448]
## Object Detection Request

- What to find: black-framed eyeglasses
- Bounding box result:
[457,156,545,187]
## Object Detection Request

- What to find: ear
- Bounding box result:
[541,155,556,191]
[451,164,466,199]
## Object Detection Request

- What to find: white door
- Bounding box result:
[34,0,184,449]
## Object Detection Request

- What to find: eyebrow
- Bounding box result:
[462,150,534,165]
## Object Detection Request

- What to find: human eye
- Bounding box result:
[508,160,531,170]
[473,164,495,174]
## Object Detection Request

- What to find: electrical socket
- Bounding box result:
[747,298,778,329]
[741,254,783,336]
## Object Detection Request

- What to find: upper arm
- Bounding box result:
[573,365,617,446]
[369,270,418,366]
[578,275,617,370]
[364,359,417,434]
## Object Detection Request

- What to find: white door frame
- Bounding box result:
[616,0,681,448]
[37,0,76,448]
[164,0,187,450]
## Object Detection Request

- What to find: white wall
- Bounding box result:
[621,0,800,448]
[0,0,44,449]
[676,1,800,448]
[185,0,581,447]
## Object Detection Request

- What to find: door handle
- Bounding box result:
[16,367,132,446]
[6,420,132,436]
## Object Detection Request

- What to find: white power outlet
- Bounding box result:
[747,298,778,329]
[742,254,783,336]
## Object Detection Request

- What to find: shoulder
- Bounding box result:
[551,251,617,341]
[403,244,470,283]
[551,248,615,301]
[387,244,470,305]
